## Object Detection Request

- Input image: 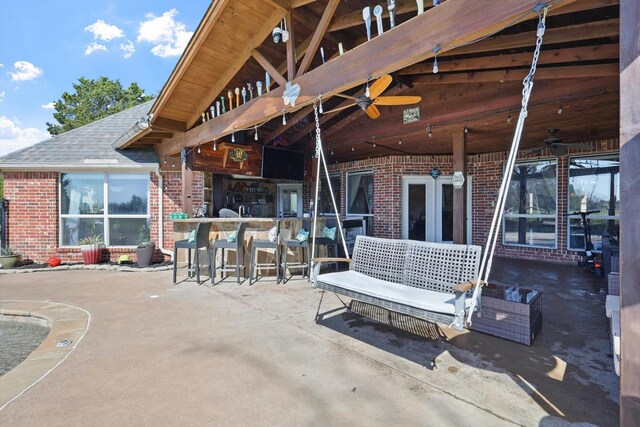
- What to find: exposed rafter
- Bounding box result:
[251,49,288,87]
[285,10,296,80]
[156,0,579,157]
[296,0,340,78]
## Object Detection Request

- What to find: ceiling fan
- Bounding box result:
[323,74,421,119]
[529,129,594,156]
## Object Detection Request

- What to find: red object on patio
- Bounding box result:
[46,256,61,267]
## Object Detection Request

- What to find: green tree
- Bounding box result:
[46,76,153,135]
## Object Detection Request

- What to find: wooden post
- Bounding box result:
[452,128,467,244]
[620,0,640,424]
[181,149,193,217]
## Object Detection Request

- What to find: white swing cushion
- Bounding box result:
[317,270,472,315]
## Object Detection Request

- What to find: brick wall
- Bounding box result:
[324,139,619,264]
[0,170,203,264]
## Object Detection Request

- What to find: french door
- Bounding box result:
[401,176,472,243]
[277,183,303,217]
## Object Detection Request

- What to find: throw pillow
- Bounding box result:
[268,226,278,243]
[295,229,309,242]
[321,226,336,240]
[227,231,237,243]
[187,230,196,243]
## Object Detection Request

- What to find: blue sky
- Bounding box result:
[0,0,210,156]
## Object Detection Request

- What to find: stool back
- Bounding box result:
[235,222,247,247]
[195,222,213,248]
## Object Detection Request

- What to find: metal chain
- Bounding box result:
[313,101,322,158]
[467,7,548,326]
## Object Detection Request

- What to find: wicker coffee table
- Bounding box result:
[470,283,542,345]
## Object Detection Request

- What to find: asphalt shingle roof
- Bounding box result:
[0,100,157,168]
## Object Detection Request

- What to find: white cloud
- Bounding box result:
[41,101,55,109]
[137,9,193,58]
[10,61,43,81]
[84,19,124,41]
[120,40,136,59]
[0,116,50,156]
[0,63,4,68]
[0,91,5,102]
[84,42,108,55]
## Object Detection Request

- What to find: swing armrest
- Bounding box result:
[312,257,352,263]
[453,279,485,293]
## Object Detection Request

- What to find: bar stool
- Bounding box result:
[212,222,247,285]
[249,220,284,285]
[310,218,339,270]
[173,222,213,285]
[282,220,311,282]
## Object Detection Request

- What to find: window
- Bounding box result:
[60,173,150,247]
[503,160,557,248]
[346,171,374,216]
[568,156,619,251]
[319,174,341,215]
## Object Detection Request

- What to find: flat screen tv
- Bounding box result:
[262,146,305,181]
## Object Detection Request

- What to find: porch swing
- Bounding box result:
[309,7,550,330]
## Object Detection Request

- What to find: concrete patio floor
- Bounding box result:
[0,258,618,426]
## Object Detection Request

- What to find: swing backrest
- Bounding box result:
[350,236,482,294]
[404,242,482,294]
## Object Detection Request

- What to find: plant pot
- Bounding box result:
[80,244,103,264]
[136,243,156,267]
[0,254,22,269]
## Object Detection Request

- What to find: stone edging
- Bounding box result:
[0,263,172,274]
[0,301,91,410]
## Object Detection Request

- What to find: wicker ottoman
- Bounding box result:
[470,283,542,346]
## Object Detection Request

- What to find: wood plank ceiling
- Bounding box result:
[137,0,620,163]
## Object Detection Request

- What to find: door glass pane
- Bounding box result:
[61,218,104,246]
[282,189,299,217]
[108,174,149,214]
[441,184,454,242]
[61,173,104,215]
[408,184,426,241]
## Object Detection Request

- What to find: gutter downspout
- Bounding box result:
[156,166,174,261]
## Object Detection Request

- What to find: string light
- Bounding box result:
[507,109,512,123]
[331,149,334,155]
[558,104,563,114]
[197,144,201,154]
[351,146,355,151]
[163,157,167,164]
[398,138,402,145]
[319,97,323,114]
[427,125,433,138]
[364,78,370,98]
[213,140,217,151]
[282,110,287,125]
[464,125,469,134]
[231,130,235,143]
[171,160,175,168]
[372,142,376,147]
[432,46,441,74]
[254,125,258,141]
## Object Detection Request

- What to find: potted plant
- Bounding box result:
[78,234,104,264]
[136,241,156,267]
[0,247,22,269]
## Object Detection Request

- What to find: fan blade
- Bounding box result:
[334,93,359,100]
[322,104,356,115]
[369,75,393,99]
[556,143,594,150]
[374,96,422,106]
[365,104,381,119]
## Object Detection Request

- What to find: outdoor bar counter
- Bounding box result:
[172,217,330,277]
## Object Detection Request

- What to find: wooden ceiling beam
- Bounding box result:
[183,8,287,129]
[260,0,316,10]
[329,0,425,32]
[251,48,288,87]
[296,0,340,78]
[146,131,174,139]
[285,10,296,81]
[156,0,579,157]
[411,63,619,84]
[327,78,617,146]
[446,18,619,57]
[400,44,619,75]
